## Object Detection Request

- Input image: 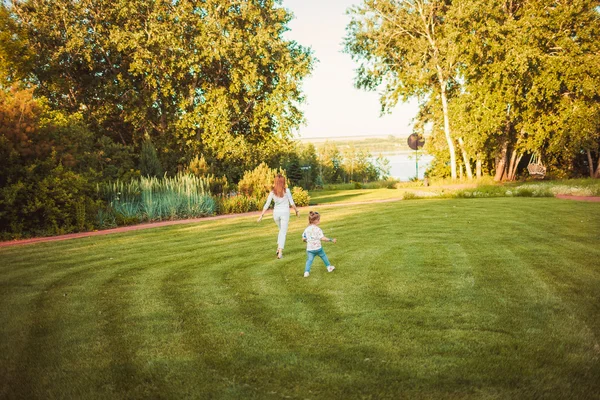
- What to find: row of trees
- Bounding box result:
[283,142,391,189]
[0,0,316,238]
[345,0,600,180]
[0,0,392,238]
[1,0,313,181]
[0,84,390,238]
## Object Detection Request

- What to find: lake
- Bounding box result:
[374,152,434,181]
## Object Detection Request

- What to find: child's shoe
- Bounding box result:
[327,265,335,272]
[304,271,310,278]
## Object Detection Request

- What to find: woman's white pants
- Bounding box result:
[273,211,290,249]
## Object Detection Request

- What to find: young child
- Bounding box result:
[302,211,337,278]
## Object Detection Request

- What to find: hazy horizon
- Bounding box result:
[282,0,419,139]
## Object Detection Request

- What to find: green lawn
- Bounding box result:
[1,198,600,399]
[310,188,407,204]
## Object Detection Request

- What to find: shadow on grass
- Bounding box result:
[310,192,363,205]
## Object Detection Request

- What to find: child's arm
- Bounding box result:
[321,236,337,244]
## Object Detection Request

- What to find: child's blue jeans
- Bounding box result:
[305,248,331,273]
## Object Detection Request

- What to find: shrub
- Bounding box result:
[139,139,163,177]
[238,162,285,199]
[0,88,103,239]
[402,192,420,200]
[291,186,310,206]
[98,173,215,223]
[217,195,260,214]
[96,208,117,229]
[188,154,210,177]
[0,164,101,239]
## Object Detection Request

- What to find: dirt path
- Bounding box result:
[0,198,405,248]
[555,195,600,202]
[2,195,598,248]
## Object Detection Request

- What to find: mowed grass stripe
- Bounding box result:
[1,198,599,399]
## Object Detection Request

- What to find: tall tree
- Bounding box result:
[345,0,460,179]
[1,0,313,180]
[452,0,600,180]
[318,141,343,184]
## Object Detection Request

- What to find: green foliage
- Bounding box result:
[454,185,552,199]
[402,192,420,200]
[316,141,382,184]
[95,207,117,229]
[346,0,600,181]
[0,88,102,239]
[139,140,163,178]
[298,143,319,189]
[318,142,343,184]
[216,195,260,215]
[291,186,310,207]
[345,0,460,179]
[315,175,324,189]
[283,154,303,188]
[92,136,138,182]
[1,0,314,177]
[186,154,230,196]
[375,154,392,180]
[0,164,101,239]
[99,173,215,223]
[188,155,210,177]
[238,162,285,200]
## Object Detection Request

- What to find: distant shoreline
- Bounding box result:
[298,134,411,143]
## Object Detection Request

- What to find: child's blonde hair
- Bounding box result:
[308,211,320,225]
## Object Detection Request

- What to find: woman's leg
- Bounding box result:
[305,251,317,273]
[276,212,290,250]
[272,213,282,254]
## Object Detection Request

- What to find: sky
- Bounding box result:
[281,0,419,139]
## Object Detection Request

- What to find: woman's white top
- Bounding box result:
[262,188,296,213]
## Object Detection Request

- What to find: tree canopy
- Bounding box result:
[345,0,600,180]
[1,0,313,180]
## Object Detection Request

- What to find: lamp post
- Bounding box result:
[407,134,425,180]
[301,165,311,188]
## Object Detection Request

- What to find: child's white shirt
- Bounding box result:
[303,224,324,251]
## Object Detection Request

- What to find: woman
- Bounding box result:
[257,174,299,259]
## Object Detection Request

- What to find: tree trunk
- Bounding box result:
[476,154,482,179]
[494,139,508,181]
[507,149,517,181]
[595,152,600,178]
[587,149,595,178]
[438,74,457,180]
[457,137,473,179]
[495,117,512,181]
[508,152,523,181]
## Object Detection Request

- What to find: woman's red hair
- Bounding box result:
[273,174,286,197]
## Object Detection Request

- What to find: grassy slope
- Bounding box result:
[310,188,407,204]
[1,198,600,399]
